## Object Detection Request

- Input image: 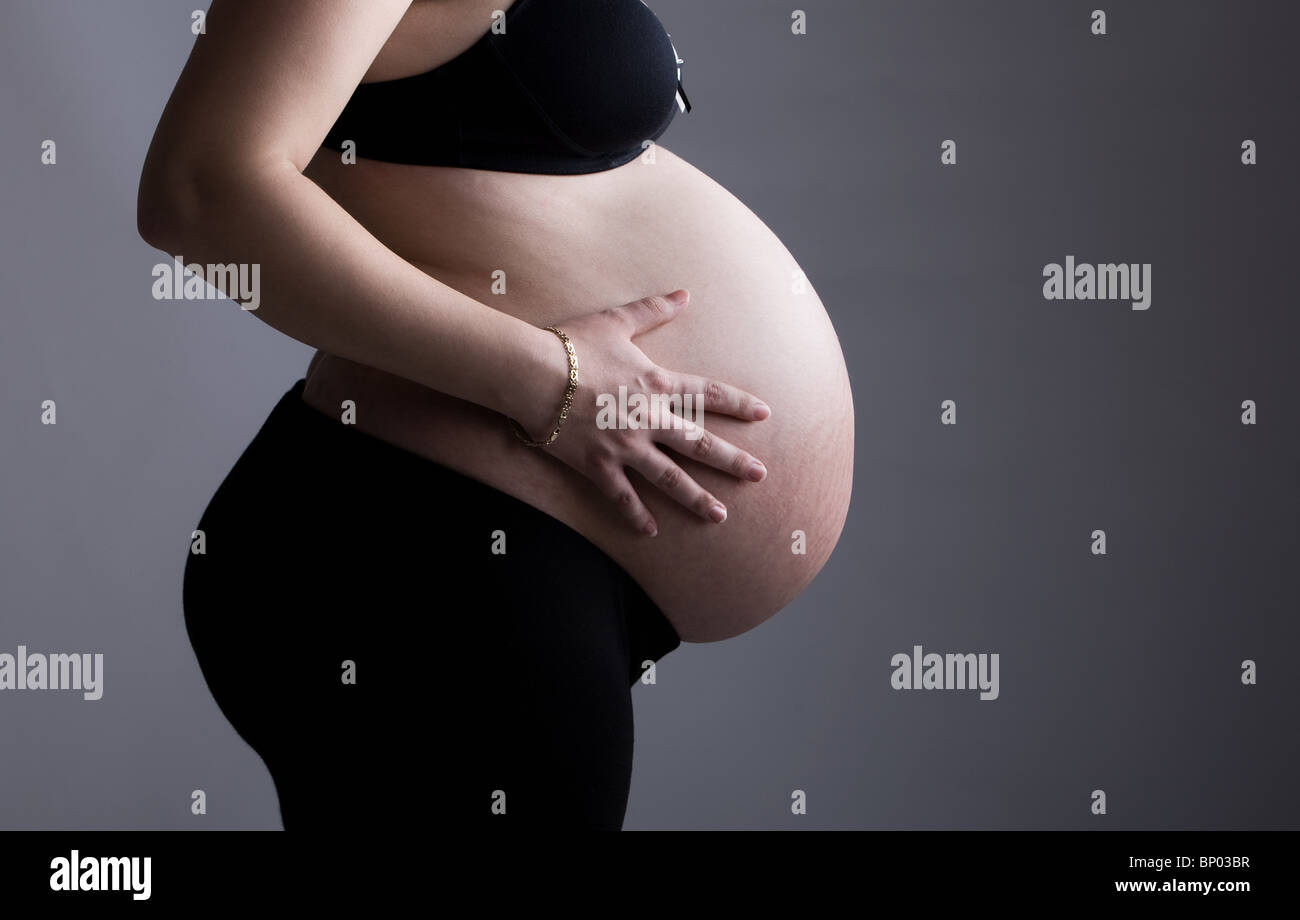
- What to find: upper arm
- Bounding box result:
[142,0,413,181]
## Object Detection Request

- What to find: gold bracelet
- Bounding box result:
[508,326,579,447]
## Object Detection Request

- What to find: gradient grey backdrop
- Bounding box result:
[2,1,1297,830]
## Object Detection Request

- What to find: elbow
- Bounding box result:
[137,150,298,251]
[137,157,200,252]
[136,191,175,252]
[137,150,235,252]
[136,199,178,253]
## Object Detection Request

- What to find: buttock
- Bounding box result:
[180,378,680,827]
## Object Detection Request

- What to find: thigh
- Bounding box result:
[472,523,637,828]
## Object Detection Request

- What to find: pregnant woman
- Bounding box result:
[140,0,853,829]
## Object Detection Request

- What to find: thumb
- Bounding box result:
[621,289,689,335]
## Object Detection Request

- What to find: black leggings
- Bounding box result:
[182,378,680,830]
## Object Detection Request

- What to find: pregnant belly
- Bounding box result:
[300,145,854,641]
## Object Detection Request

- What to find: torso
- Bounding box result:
[299,0,854,642]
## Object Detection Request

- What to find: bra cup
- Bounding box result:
[321,0,683,172]
[488,0,680,154]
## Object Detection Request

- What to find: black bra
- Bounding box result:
[321,0,691,174]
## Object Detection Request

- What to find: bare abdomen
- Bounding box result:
[300,145,854,641]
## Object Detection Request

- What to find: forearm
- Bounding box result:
[139,157,565,429]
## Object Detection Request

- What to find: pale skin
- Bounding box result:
[138,0,768,537]
[140,0,856,641]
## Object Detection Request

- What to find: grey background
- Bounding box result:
[1,0,1296,830]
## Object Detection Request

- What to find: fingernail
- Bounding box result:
[753,402,770,420]
[644,521,658,536]
[708,503,727,523]
[666,289,688,305]
[748,461,766,482]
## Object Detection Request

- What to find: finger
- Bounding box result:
[629,447,728,524]
[670,372,770,421]
[652,417,767,482]
[590,462,659,536]
[616,290,689,337]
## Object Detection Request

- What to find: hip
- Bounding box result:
[181,378,681,687]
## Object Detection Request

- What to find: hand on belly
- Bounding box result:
[301,147,855,640]
[512,288,773,538]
